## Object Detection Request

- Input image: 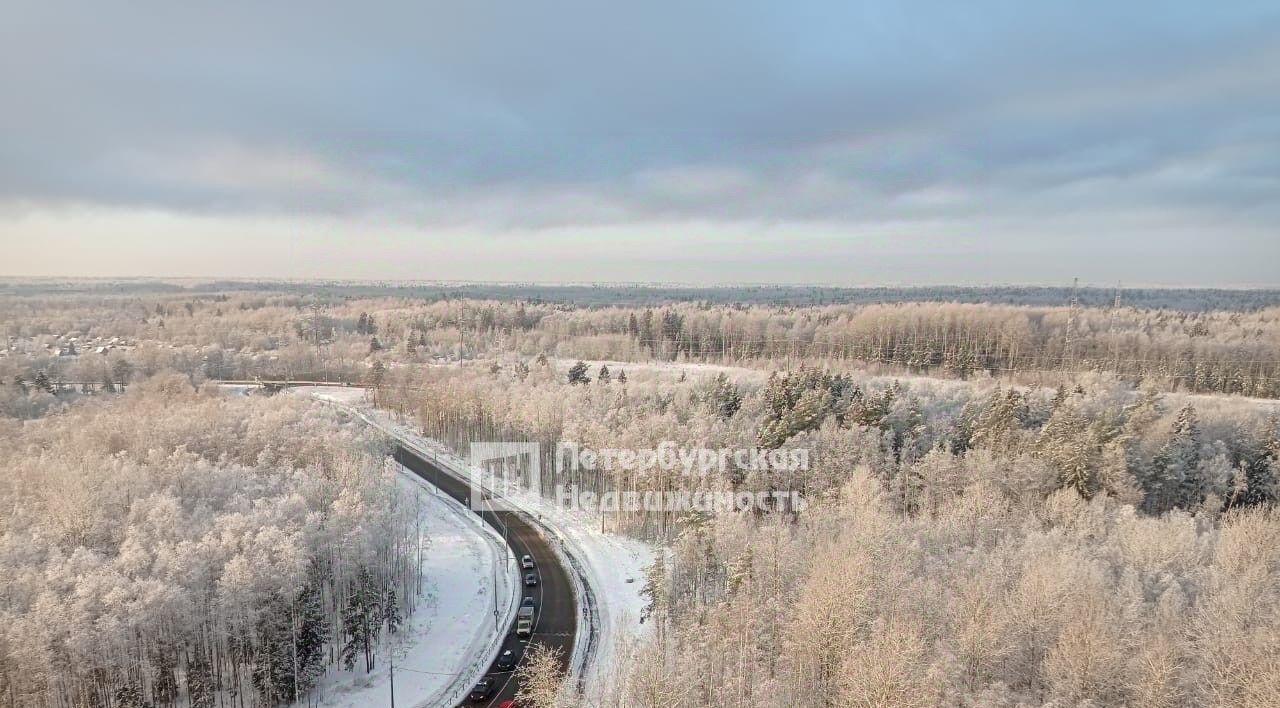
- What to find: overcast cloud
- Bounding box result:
[2,0,1278,285]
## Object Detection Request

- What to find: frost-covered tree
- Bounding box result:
[341,568,383,672]
[514,642,566,708]
[32,370,52,393]
[1037,396,1100,498]
[253,593,298,704]
[709,372,742,419]
[971,385,1026,453]
[568,360,590,385]
[1149,404,1203,512]
[1240,415,1280,507]
[369,359,386,388]
[0,382,417,707]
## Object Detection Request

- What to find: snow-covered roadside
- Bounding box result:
[295,460,520,708]
[298,387,656,699]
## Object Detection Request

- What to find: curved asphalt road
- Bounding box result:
[394,446,576,708]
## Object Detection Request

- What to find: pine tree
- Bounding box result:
[113,679,149,708]
[617,369,627,384]
[1051,384,1068,411]
[711,373,742,419]
[971,386,1024,453]
[187,652,215,708]
[295,579,330,696]
[383,588,402,636]
[112,359,133,387]
[1122,387,1163,500]
[33,370,53,393]
[253,593,297,705]
[1150,404,1202,512]
[568,361,590,385]
[640,557,667,640]
[341,568,381,672]
[1241,415,1279,506]
[640,310,655,353]
[598,364,611,384]
[757,369,838,448]
[1037,398,1099,498]
[369,360,386,388]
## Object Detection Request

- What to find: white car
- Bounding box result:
[521,554,535,569]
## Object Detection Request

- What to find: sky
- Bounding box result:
[2,1,1278,286]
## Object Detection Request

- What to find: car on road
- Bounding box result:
[496,649,518,671]
[521,596,535,608]
[468,677,494,701]
[521,554,535,569]
[517,604,534,636]
[524,573,538,586]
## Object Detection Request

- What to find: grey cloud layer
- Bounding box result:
[2,1,1278,247]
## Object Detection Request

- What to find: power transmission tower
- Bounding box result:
[1064,277,1079,370]
[310,303,323,346]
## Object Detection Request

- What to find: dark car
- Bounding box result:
[521,554,535,569]
[524,573,538,586]
[496,649,518,671]
[468,677,495,701]
[521,596,535,608]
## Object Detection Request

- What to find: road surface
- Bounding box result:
[394,446,576,708]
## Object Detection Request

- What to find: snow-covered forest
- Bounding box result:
[0,376,419,708]
[2,285,1279,707]
[364,349,1280,706]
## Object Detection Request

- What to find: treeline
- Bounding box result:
[0,376,419,708]
[526,302,1280,398]
[5,295,1279,417]
[7,280,1280,311]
